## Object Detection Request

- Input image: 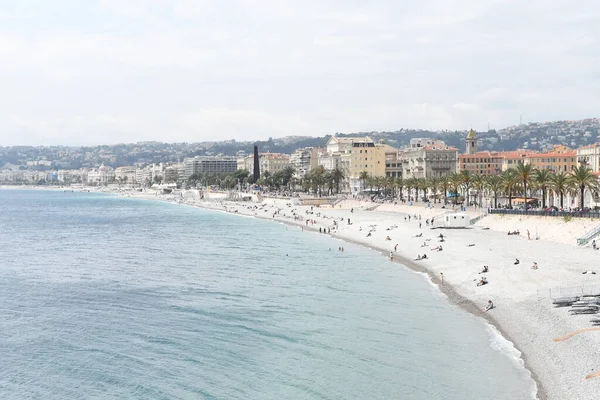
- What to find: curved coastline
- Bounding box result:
[130,195,544,399]
[2,187,550,398]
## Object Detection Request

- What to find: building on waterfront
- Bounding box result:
[184,156,238,180]
[400,139,458,179]
[577,143,600,172]
[87,164,115,185]
[260,153,290,174]
[163,164,182,183]
[238,153,290,176]
[115,166,137,185]
[289,147,325,177]
[349,140,398,193]
[458,151,506,175]
[526,146,576,172]
[320,136,397,193]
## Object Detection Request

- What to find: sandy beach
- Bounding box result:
[9,186,600,399]
[144,190,600,400]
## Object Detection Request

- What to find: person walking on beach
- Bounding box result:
[394,244,398,252]
[440,272,444,285]
[593,240,597,250]
[419,222,422,229]
[527,230,531,240]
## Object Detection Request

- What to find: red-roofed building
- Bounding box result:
[525,147,576,172]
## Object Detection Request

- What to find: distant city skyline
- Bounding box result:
[0,0,598,146]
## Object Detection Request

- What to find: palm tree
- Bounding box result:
[384,176,394,197]
[486,175,504,208]
[405,177,417,202]
[515,162,535,209]
[472,174,485,208]
[502,169,519,208]
[417,178,428,201]
[394,177,404,200]
[459,170,473,205]
[280,166,296,190]
[533,169,552,209]
[359,171,370,194]
[550,172,571,209]
[438,176,450,203]
[449,173,462,205]
[331,167,345,194]
[569,165,598,210]
[428,177,439,203]
[308,166,326,197]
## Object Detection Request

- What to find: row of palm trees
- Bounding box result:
[358,162,598,210]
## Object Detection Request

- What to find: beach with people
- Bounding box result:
[5,185,600,399]
[114,188,600,400]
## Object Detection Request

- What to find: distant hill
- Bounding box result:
[1,118,599,168]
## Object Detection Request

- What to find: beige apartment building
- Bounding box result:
[238,153,290,175]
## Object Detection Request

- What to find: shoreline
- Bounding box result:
[121,192,544,399]
[252,211,545,399]
[12,186,600,398]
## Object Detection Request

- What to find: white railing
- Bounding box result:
[577,224,600,246]
[537,285,600,300]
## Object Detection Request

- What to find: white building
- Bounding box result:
[87,164,115,185]
[183,156,238,180]
[443,213,470,228]
[577,143,600,172]
[400,139,458,179]
[289,147,324,177]
[115,166,137,185]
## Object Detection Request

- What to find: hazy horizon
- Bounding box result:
[0,1,598,146]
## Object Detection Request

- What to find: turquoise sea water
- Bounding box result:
[0,190,535,399]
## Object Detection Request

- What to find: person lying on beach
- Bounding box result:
[386,236,391,241]
[413,233,423,238]
[467,243,475,247]
[477,277,488,286]
[431,246,443,252]
[367,232,372,237]
[480,265,489,274]
[485,300,494,312]
[421,242,427,247]
[531,262,538,270]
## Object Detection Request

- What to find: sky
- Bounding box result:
[0,0,598,146]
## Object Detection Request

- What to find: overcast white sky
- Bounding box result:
[0,0,598,146]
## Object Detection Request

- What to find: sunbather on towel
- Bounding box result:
[531,262,538,270]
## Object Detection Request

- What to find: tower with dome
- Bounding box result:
[465,129,478,155]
